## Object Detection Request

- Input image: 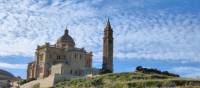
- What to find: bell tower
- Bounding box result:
[102,18,113,73]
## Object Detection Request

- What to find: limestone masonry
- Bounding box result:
[24,19,114,87]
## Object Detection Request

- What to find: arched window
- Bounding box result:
[75,70,77,75]
[74,53,76,59]
[39,67,43,73]
[57,56,61,60]
[39,54,44,62]
[70,70,72,74]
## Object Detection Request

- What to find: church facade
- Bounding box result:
[27,20,113,80]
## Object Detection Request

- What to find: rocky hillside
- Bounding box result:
[0,69,15,80]
[55,72,200,88]
[0,69,17,88]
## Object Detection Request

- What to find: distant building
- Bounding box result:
[24,20,113,87]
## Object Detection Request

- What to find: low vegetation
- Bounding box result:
[55,67,200,88]
[55,72,200,88]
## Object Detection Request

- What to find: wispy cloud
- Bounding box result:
[0,0,200,78]
[0,62,27,69]
[113,12,200,61]
[0,0,200,64]
[0,0,97,56]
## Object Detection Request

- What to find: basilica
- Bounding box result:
[26,19,114,82]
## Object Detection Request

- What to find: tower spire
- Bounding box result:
[105,18,112,29]
[64,26,68,35]
[102,18,113,73]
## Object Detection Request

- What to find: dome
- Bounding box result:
[56,29,75,48]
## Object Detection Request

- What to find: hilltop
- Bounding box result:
[55,67,200,88]
[0,69,18,87]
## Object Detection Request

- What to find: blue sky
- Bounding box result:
[0,0,200,79]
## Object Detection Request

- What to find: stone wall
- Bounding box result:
[20,75,55,88]
[20,74,79,88]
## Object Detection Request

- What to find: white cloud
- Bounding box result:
[0,0,200,64]
[0,62,27,69]
[113,12,200,62]
[0,0,98,56]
